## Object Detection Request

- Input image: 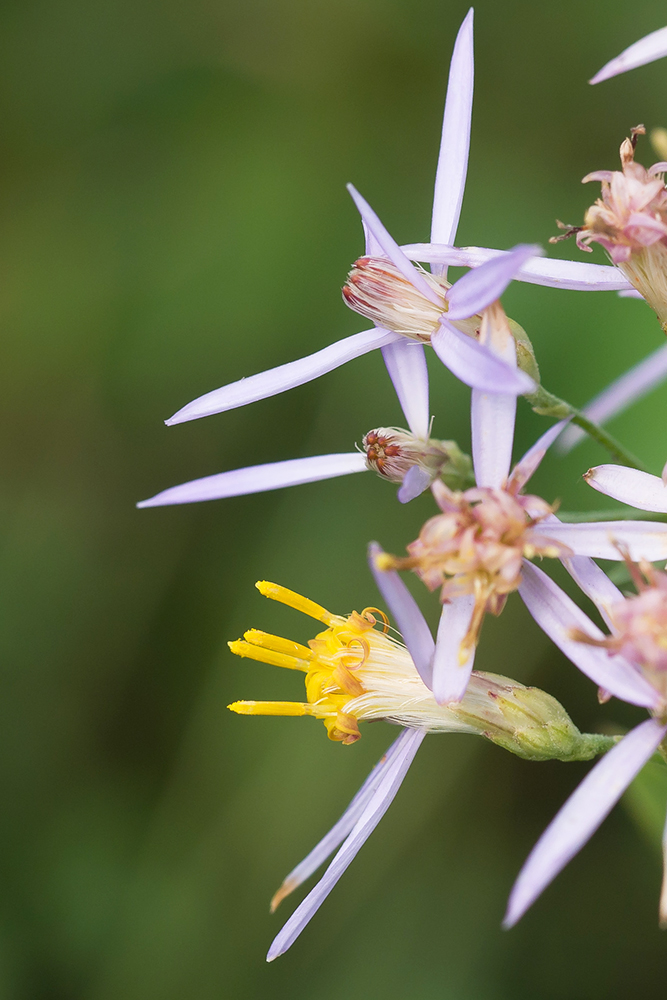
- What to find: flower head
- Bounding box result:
[343,255,479,341]
[379,479,567,658]
[362,426,473,492]
[557,128,667,328]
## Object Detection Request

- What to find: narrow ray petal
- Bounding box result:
[270,728,414,911]
[584,465,667,512]
[346,185,442,305]
[471,389,516,489]
[368,542,434,688]
[618,288,645,298]
[508,420,570,493]
[544,520,667,562]
[165,328,399,425]
[504,718,667,928]
[137,453,368,508]
[431,596,477,704]
[558,343,667,453]
[560,553,623,630]
[381,339,430,439]
[518,562,659,708]
[267,728,425,960]
[400,244,632,291]
[445,244,542,320]
[431,323,535,394]
[431,8,474,248]
[590,26,667,84]
[398,465,432,504]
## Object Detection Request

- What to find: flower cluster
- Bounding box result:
[138,9,667,962]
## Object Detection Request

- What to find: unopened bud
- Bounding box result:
[459,672,615,762]
[362,427,473,491]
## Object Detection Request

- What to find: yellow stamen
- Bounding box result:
[256,580,335,624]
[373,553,397,572]
[227,700,308,717]
[243,629,313,661]
[228,640,308,672]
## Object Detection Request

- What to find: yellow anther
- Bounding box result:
[228,640,308,672]
[243,629,313,661]
[255,581,335,624]
[373,553,396,572]
[227,700,309,717]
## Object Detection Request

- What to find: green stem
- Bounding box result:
[559,508,667,523]
[526,386,649,472]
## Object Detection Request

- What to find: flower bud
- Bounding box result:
[460,675,615,762]
[362,427,473,491]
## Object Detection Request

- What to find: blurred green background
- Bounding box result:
[2,0,667,996]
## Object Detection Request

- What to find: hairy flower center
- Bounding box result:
[342,256,451,340]
[381,485,565,653]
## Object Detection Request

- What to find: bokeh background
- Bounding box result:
[3,0,667,996]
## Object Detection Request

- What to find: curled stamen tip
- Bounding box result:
[270,876,299,913]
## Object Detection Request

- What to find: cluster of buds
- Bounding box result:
[555,126,667,329]
[362,427,473,492]
[228,581,612,762]
[379,480,568,654]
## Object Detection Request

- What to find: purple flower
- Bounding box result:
[505,559,667,927]
[590,26,667,85]
[228,575,613,959]
[160,8,620,434]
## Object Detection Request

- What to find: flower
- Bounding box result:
[556,128,667,329]
[504,558,667,928]
[590,25,667,84]
[228,577,614,959]
[159,8,622,433]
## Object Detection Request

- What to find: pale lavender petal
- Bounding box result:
[346,185,442,306]
[508,420,570,492]
[590,26,667,84]
[431,595,477,704]
[560,553,623,630]
[368,542,434,688]
[397,465,432,504]
[445,244,543,320]
[545,520,667,562]
[518,562,659,708]
[558,343,667,453]
[165,328,399,425]
[431,322,535,394]
[137,453,368,508]
[504,718,667,928]
[381,339,430,439]
[584,465,667,513]
[431,8,474,248]
[270,727,414,910]
[471,389,516,489]
[267,728,425,960]
[617,288,645,298]
[362,221,384,257]
[401,244,632,291]
[649,162,667,177]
